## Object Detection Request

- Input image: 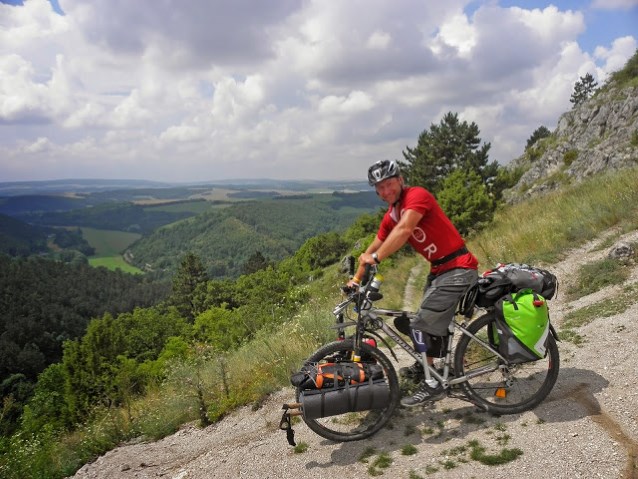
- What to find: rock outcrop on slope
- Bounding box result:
[505,55,638,202]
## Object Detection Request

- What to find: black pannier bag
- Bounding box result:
[476,263,558,308]
[291,362,390,419]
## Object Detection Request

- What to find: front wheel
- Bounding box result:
[295,339,400,442]
[454,313,559,415]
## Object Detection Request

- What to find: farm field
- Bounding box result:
[81,227,143,274]
[89,255,143,274]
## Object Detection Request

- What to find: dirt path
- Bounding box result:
[70,230,638,479]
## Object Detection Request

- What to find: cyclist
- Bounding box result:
[348,160,478,407]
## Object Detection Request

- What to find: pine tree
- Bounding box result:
[570,73,598,107]
[170,253,208,321]
[525,126,551,150]
[400,112,498,196]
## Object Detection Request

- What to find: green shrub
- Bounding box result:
[293,442,309,453]
[401,444,418,455]
[563,149,578,166]
[567,258,630,299]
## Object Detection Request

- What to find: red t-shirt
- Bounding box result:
[377,186,478,274]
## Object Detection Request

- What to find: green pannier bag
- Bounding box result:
[492,288,550,364]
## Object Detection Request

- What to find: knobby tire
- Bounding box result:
[296,339,400,442]
[454,313,560,415]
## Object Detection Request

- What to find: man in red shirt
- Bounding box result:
[349,160,478,407]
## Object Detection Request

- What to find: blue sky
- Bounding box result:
[498,0,638,52]
[0,0,636,182]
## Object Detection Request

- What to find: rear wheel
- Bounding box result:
[454,313,559,415]
[296,339,400,442]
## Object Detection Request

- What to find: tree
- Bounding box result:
[400,112,498,196]
[342,211,384,247]
[20,363,70,434]
[525,126,551,151]
[194,279,238,313]
[0,373,34,436]
[193,306,242,351]
[116,307,189,362]
[294,232,348,271]
[570,73,598,106]
[62,313,126,422]
[436,169,495,235]
[169,253,209,322]
[242,251,271,275]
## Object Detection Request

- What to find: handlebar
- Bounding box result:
[336,263,382,315]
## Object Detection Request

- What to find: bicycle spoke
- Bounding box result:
[296,340,400,442]
[455,314,559,414]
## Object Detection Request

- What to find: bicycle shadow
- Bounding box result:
[532,366,610,423]
[303,367,610,470]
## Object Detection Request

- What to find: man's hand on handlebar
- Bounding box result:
[341,283,358,295]
[344,260,377,292]
[358,252,378,268]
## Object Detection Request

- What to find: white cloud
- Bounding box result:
[594,36,638,80]
[318,91,374,114]
[0,0,636,182]
[367,31,392,50]
[0,0,68,47]
[514,5,584,41]
[160,124,205,143]
[23,137,53,154]
[430,13,476,58]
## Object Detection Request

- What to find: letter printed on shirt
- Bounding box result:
[422,243,437,259]
[412,226,426,243]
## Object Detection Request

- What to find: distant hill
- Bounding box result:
[0,178,380,278]
[0,195,90,216]
[0,178,170,197]
[18,202,198,236]
[0,178,369,197]
[127,191,381,278]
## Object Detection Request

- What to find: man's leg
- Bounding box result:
[401,268,477,407]
[395,321,447,380]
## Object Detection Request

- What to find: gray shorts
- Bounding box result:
[411,268,478,336]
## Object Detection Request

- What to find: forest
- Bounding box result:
[126,191,381,278]
[0,255,171,434]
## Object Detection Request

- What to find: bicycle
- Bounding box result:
[280,264,560,443]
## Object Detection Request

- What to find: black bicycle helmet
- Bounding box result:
[367,160,400,186]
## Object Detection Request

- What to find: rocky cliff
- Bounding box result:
[505,76,638,202]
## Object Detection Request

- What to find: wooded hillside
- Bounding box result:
[126,192,380,278]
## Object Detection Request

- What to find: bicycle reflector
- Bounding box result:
[495,387,507,398]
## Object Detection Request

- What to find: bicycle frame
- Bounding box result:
[338,303,506,392]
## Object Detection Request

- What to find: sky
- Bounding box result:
[0,0,637,183]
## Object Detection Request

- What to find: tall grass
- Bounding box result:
[469,166,638,268]
[6,166,638,478]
